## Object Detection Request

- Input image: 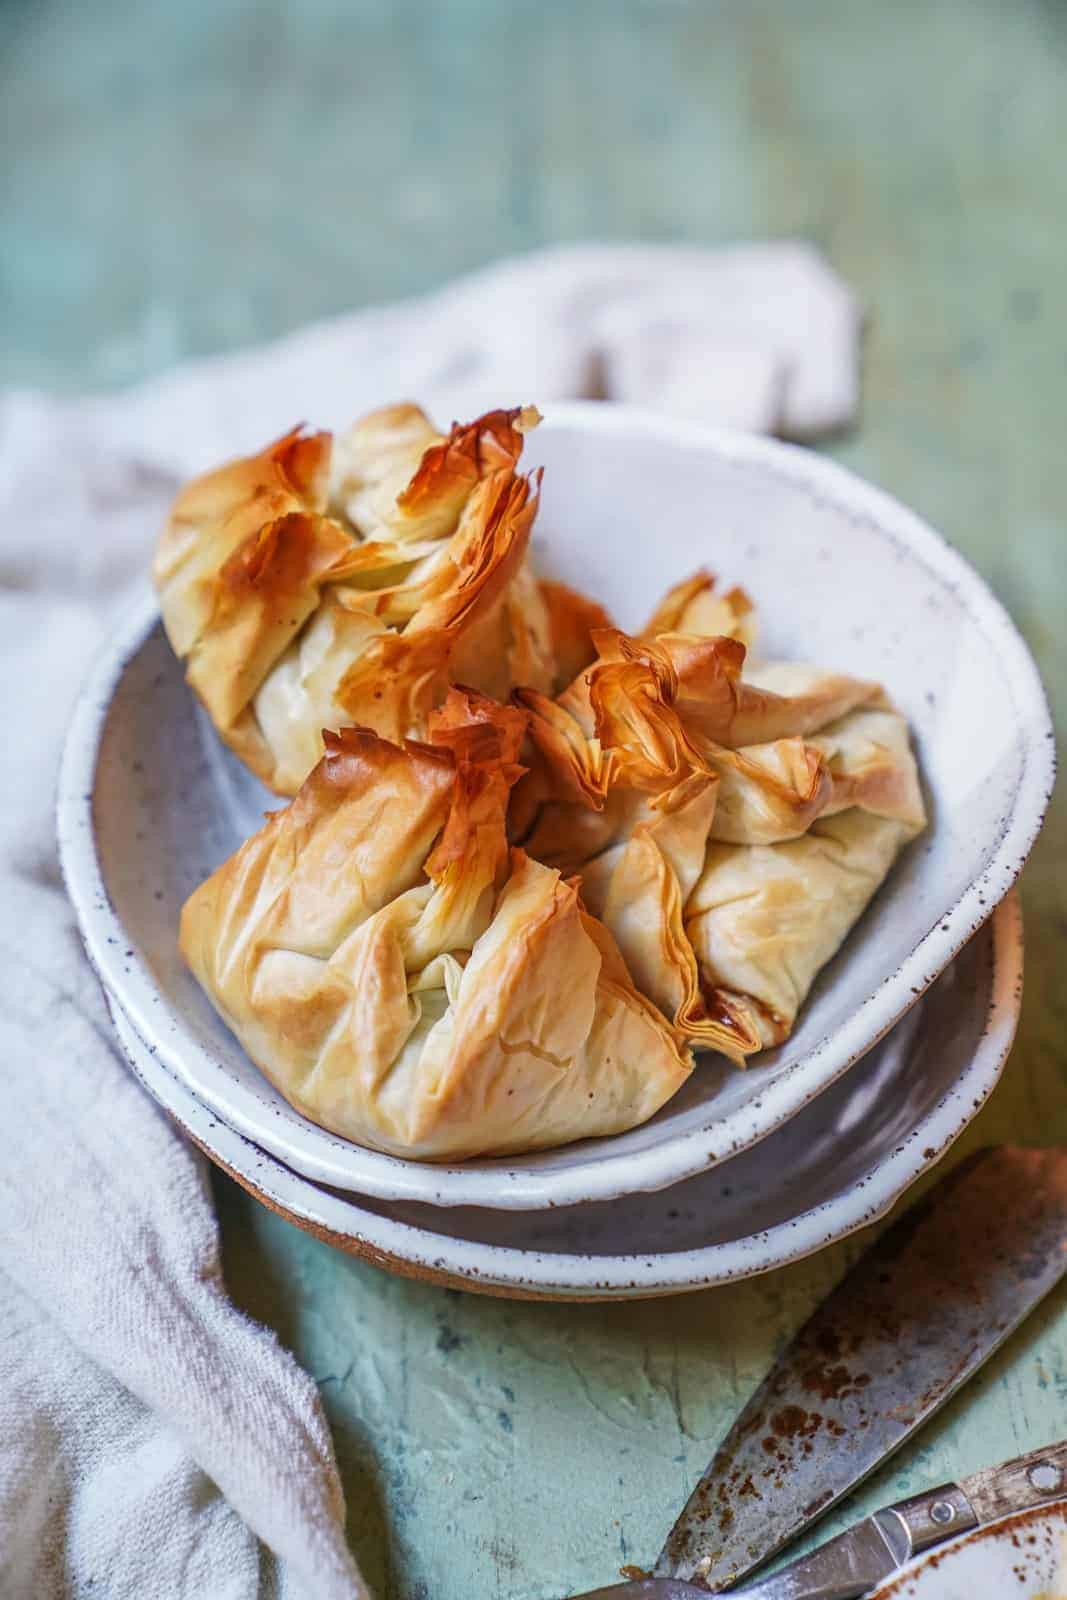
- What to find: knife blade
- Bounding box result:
[565,1439,1067,1600]
[655,1145,1067,1590]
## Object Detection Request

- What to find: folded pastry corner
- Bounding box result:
[685,806,925,1053]
[155,404,559,796]
[180,687,691,1159]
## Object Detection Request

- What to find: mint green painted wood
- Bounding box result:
[5,0,1066,1593]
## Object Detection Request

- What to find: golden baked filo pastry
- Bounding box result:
[517,632,758,1060]
[516,606,926,1061]
[640,568,756,649]
[179,689,692,1160]
[153,404,568,795]
[684,811,922,1053]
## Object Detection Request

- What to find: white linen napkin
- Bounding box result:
[0,243,860,1600]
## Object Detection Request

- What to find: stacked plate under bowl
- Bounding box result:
[58,406,1051,1299]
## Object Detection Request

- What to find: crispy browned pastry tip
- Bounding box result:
[180,686,691,1160]
[640,567,757,646]
[394,405,540,521]
[153,426,331,654]
[330,404,537,542]
[154,405,562,795]
[331,469,541,746]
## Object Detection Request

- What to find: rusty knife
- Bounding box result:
[572,1438,1067,1598]
[567,1145,1067,1596]
[657,1146,1067,1588]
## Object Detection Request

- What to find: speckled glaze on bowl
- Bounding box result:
[871,1499,1067,1598]
[102,894,1020,1299]
[58,405,1051,1209]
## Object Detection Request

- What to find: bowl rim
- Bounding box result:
[57,404,1053,1209]
[104,893,1021,1298]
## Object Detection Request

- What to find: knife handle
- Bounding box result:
[870,1482,978,1562]
[962,1438,1067,1525]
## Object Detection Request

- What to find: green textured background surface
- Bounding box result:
[5,1,1066,1594]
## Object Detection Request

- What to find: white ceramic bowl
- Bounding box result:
[103,894,1020,1299]
[58,405,1052,1209]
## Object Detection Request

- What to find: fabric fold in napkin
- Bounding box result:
[0,242,860,1600]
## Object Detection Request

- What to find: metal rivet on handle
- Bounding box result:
[930,1501,956,1524]
[1028,1462,1063,1494]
